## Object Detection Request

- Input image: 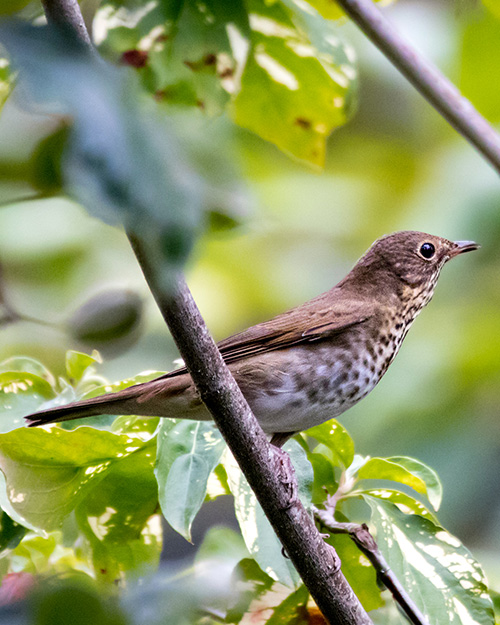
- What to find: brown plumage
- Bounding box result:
[25,231,478,446]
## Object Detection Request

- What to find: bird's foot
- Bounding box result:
[271,445,298,508]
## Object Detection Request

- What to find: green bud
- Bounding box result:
[67,289,143,354]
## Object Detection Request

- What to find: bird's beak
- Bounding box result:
[450,240,480,257]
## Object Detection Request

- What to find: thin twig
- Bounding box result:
[313,506,430,625]
[335,0,500,175]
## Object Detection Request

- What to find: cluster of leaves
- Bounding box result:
[90,0,357,167]
[0,351,493,624]
[0,0,357,177]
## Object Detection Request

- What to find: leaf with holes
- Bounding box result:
[231,0,356,165]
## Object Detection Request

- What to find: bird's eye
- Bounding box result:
[419,242,435,259]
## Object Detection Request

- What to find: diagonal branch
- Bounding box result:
[335,0,500,175]
[128,236,373,625]
[39,2,372,623]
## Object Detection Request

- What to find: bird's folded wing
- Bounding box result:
[215,297,372,363]
[154,295,372,380]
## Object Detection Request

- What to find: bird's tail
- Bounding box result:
[25,388,147,427]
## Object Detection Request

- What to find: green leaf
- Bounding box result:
[222,450,300,587]
[152,0,249,114]
[65,350,101,384]
[1,22,201,280]
[265,584,309,625]
[30,124,70,195]
[111,415,160,440]
[358,456,442,511]
[323,532,383,612]
[0,426,145,531]
[0,55,13,111]
[386,456,442,511]
[75,442,160,584]
[155,420,225,541]
[231,0,356,165]
[0,357,56,384]
[354,488,438,523]
[99,0,249,114]
[307,449,338,502]
[0,371,56,432]
[99,0,356,165]
[306,419,355,468]
[30,580,128,625]
[86,370,164,398]
[0,510,27,553]
[364,497,495,625]
[483,0,500,19]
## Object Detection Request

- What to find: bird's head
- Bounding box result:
[354,231,479,305]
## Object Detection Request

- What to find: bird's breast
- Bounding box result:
[232,322,409,434]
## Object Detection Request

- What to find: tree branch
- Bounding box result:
[39,3,373,623]
[129,236,373,625]
[40,0,92,48]
[335,0,500,176]
[314,506,430,625]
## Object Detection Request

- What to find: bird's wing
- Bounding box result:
[153,292,372,380]
[214,295,372,363]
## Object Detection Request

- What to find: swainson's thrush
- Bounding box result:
[26,231,478,445]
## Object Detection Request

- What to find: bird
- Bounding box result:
[25,231,478,446]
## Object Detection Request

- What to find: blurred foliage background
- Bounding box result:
[0,0,499,594]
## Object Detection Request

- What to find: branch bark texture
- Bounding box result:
[335,0,500,175]
[41,0,93,48]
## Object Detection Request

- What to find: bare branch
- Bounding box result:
[335,0,500,175]
[128,235,373,625]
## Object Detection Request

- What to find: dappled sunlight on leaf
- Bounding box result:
[365,498,494,625]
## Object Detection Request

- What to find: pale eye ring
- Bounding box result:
[419,242,435,259]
